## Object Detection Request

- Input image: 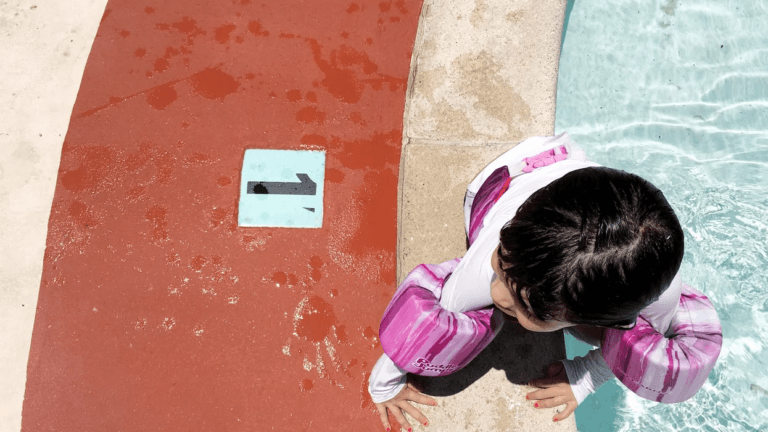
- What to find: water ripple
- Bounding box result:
[557,0,768,430]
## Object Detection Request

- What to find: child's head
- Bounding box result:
[497,167,684,329]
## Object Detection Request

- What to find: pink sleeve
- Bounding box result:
[379,259,503,376]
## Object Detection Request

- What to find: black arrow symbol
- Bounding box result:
[247,173,317,196]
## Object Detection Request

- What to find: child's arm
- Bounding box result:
[369,258,500,429]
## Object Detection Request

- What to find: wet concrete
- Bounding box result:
[21,1,421,430]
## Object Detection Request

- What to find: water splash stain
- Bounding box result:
[349,170,397,254]
[360,371,373,409]
[347,3,359,13]
[300,134,327,147]
[286,89,302,102]
[60,145,115,193]
[134,48,146,58]
[301,378,313,391]
[395,0,408,14]
[214,24,236,43]
[296,107,326,124]
[144,6,155,14]
[69,201,98,227]
[248,20,270,37]
[190,68,240,100]
[306,39,405,104]
[153,57,169,72]
[335,325,348,344]
[163,46,182,59]
[100,8,112,23]
[294,295,337,343]
[190,255,207,272]
[272,271,288,287]
[146,84,177,110]
[172,17,206,38]
[309,256,324,281]
[333,130,400,170]
[306,39,365,103]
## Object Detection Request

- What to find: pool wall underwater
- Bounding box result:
[556,0,768,431]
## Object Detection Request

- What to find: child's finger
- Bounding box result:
[390,405,414,432]
[406,385,438,407]
[533,395,568,409]
[375,404,392,431]
[400,402,430,428]
[553,401,577,422]
[525,386,558,401]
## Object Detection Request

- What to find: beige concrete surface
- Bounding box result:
[397,0,576,430]
[0,1,108,431]
[403,0,564,144]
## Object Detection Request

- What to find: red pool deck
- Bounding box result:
[22,1,420,430]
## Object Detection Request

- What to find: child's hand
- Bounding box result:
[374,383,437,431]
[526,362,577,422]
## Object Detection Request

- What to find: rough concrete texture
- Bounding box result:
[403,0,565,143]
[0,1,108,430]
[397,0,576,430]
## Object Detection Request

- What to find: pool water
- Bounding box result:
[556,0,768,430]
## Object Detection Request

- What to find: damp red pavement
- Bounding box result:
[22,1,420,430]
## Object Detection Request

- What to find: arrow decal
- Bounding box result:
[248,173,317,196]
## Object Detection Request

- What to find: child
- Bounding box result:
[368,133,722,431]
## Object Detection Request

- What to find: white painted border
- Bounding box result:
[0,1,108,430]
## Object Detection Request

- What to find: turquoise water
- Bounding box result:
[556,0,768,430]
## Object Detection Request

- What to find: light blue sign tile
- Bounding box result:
[239,149,325,228]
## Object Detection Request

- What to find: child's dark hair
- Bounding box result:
[498,167,684,328]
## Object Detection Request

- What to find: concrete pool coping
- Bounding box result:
[397,0,577,430]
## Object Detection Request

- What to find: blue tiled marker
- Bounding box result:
[239,149,325,228]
